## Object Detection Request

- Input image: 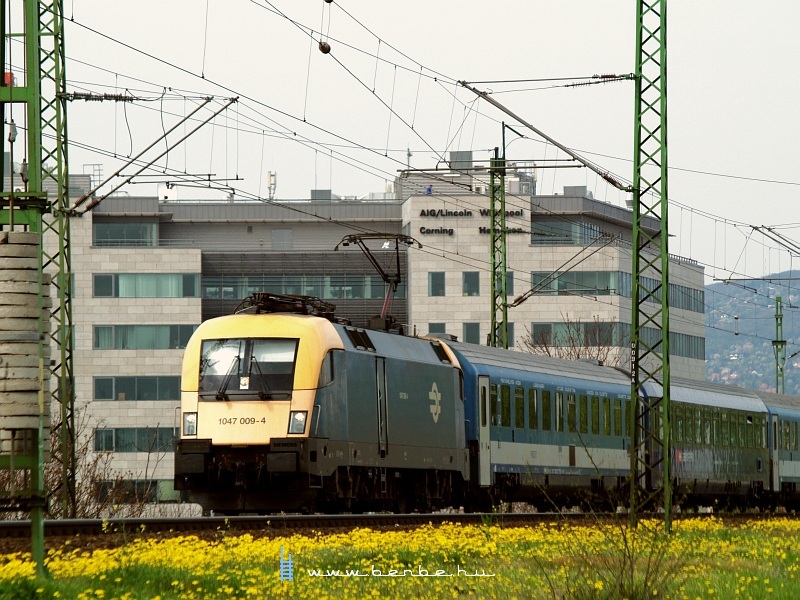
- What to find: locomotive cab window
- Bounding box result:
[199,338,298,401]
[318,349,339,387]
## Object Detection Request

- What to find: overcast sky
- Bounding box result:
[50,1,800,284]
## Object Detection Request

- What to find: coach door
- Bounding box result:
[478,376,491,486]
[771,414,780,492]
[376,357,388,458]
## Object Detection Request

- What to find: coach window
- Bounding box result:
[732,414,740,447]
[695,409,703,445]
[746,415,754,448]
[500,385,511,427]
[713,410,721,446]
[625,400,632,437]
[784,420,791,451]
[542,391,552,431]
[674,405,683,443]
[579,395,588,434]
[480,385,487,427]
[591,396,600,435]
[490,384,498,426]
[739,415,745,448]
[528,389,538,429]
[721,412,729,447]
[555,392,564,432]
[567,394,576,433]
[603,398,611,435]
[514,387,525,429]
[613,399,622,436]
[428,272,445,296]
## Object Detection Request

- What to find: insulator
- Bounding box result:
[319,41,331,54]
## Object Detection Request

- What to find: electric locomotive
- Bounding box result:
[174,293,467,514]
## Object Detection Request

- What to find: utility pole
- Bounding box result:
[0,0,71,574]
[489,147,508,348]
[774,296,786,394]
[630,0,671,532]
[461,0,672,532]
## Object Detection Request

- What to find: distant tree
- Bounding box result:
[520,313,628,367]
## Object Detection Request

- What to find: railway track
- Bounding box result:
[0,510,764,543]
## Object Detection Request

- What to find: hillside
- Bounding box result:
[705,270,800,394]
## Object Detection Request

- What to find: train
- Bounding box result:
[174,293,800,514]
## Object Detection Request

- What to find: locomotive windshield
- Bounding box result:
[198,338,298,400]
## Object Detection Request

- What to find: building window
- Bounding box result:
[94,429,114,452]
[201,274,405,301]
[93,274,200,298]
[463,322,480,344]
[93,427,177,453]
[428,323,446,334]
[93,325,197,350]
[94,376,180,401]
[495,272,514,296]
[429,272,446,296]
[531,323,552,346]
[463,272,480,296]
[272,229,293,250]
[93,222,157,247]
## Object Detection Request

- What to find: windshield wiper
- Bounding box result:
[216,356,240,401]
[249,356,274,400]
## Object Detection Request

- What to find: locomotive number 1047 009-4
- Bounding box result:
[218,417,266,425]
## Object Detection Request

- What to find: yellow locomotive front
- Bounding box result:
[174,310,343,513]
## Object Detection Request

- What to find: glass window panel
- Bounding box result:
[428,323,446,334]
[115,377,136,401]
[463,322,480,344]
[94,326,114,349]
[94,274,114,297]
[501,385,511,427]
[157,376,180,400]
[528,389,538,430]
[603,398,611,435]
[514,387,525,428]
[115,429,138,452]
[490,385,498,426]
[591,397,600,434]
[613,399,622,436]
[556,392,564,432]
[462,272,480,296]
[542,391,551,431]
[137,377,158,400]
[94,429,114,452]
[183,274,200,297]
[566,393,576,432]
[532,323,552,346]
[428,272,445,296]
[94,377,114,400]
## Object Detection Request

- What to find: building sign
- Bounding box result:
[419,209,473,217]
[414,205,526,236]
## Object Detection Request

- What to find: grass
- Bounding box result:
[1,517,800,599]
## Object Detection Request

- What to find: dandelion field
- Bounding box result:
[1,517,800,599]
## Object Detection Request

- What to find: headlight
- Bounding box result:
[183,412,197,436]
[288,411,307,434]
